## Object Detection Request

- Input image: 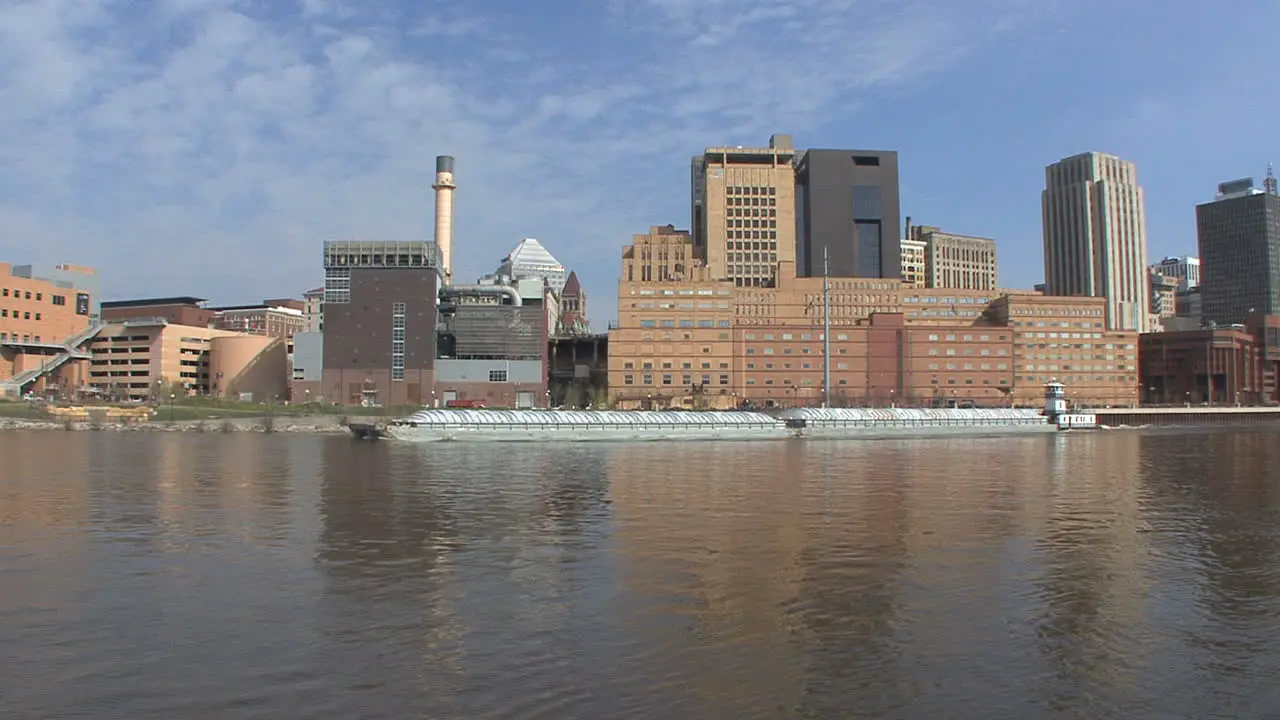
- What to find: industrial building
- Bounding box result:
[309,155,577,408]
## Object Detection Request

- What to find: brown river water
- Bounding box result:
[1,429,1278,719]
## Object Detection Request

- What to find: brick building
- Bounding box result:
[1140,314,1280,405]
[608,227,1139,409]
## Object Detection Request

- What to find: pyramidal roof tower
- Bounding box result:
[499,238,567,292]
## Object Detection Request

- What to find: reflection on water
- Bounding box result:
[1,430,1279,718]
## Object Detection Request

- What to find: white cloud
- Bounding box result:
[0,0,1056,325]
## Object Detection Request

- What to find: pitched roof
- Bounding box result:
[562,270,581,295]
[505,238,563,270]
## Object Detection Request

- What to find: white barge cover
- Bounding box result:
[780,407,1049,431]
[387,409,788,442]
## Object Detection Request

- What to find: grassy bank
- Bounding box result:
[0,400,422,422]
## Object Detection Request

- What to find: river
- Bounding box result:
[1,430,1278,718]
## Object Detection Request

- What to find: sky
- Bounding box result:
[1,0,1277,329]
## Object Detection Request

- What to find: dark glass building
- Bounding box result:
[795,149,901,279]
[1197,179,1280,326]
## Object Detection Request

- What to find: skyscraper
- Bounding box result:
[1041,152,1150,331]
[1197,173,1280,326]
[690,135,798,287]
[795,149,901,279]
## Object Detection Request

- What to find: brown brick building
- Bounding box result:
[320,241,440,406]
[1139,314,1280,405]
[608,226,1140,409]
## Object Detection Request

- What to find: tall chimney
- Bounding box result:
[431,155,456,281]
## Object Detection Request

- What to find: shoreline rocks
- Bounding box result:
[0,415,358,434]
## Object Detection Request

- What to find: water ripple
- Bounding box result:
[1,430,1279,718]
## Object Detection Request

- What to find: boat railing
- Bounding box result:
[399,420,785,431]
[803,416,1047,428]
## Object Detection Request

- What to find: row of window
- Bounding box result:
[727,230,778,241]
[622,361,731,370]
[0,332,41,343]
[632,300,731,310]
[623,374,730,386]
[1,289,67,304]
[632,288,731,296]
[1023,375,1138,383]
[726,185,777,196]
[638,319,732,329]
[926,348,1011,357]
[0,309,42,321]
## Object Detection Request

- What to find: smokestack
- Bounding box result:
[904,215,912,240]
[431,155,456,281]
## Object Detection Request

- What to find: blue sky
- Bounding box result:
[0,0,1276,328]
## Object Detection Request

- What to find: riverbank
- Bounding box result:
[0,415,353,433]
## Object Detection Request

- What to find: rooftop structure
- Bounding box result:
[498,238,567,293]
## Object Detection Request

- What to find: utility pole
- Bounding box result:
[823,246,831,408]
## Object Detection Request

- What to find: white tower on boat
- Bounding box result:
[1043,379,1068,419]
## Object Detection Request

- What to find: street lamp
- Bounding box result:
[169,392,175,421]
[889,388,895,408]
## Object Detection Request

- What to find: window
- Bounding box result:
[488,369,508,382]
[391,302,406,380]
[52,295,66,306]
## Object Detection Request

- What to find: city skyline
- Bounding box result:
[0,0,1276,327]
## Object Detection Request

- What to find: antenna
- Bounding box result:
[822,246,831,408]
[1266,163,1278,195]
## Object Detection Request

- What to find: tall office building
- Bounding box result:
[916,229,998,291]
[1196,173,1280,326]
[795,149,901,279]
[691,135,797,287]
[1042,152,1150,331]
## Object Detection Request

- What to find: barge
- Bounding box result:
[777,407,1053,438]
[384,408,787,442]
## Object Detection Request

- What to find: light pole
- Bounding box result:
[169,392,175,421]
